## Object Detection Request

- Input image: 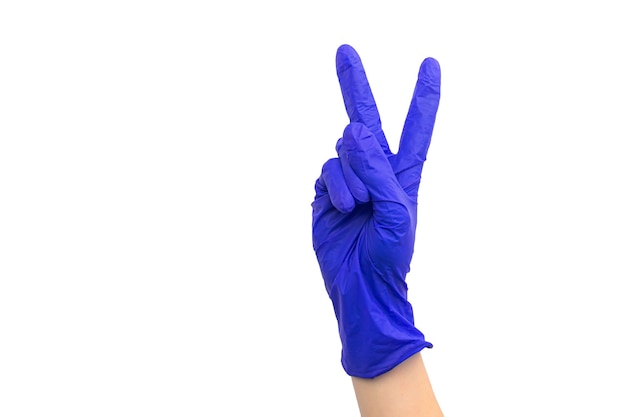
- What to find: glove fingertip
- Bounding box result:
[342,122,372,149]
[332,194,356,213]
[418,58,441,94]
[336,44,359,73]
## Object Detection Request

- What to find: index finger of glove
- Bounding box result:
[336,44,391,156]
[396,58,441,171]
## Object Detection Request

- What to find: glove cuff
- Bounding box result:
[330,272,432,378]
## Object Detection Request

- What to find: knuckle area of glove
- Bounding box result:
[314,177,327,195]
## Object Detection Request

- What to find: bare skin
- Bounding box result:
[352,353,444,417]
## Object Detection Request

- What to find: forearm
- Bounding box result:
[351,353,444,417]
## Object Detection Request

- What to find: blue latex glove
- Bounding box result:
[312,45,441,378]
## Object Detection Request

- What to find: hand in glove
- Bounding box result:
[312,44,441,378]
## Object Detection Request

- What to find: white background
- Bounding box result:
[1,1,625,416]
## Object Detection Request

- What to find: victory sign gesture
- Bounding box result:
[312,44,441,378]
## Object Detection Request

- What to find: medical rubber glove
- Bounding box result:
[312,45,441,378]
